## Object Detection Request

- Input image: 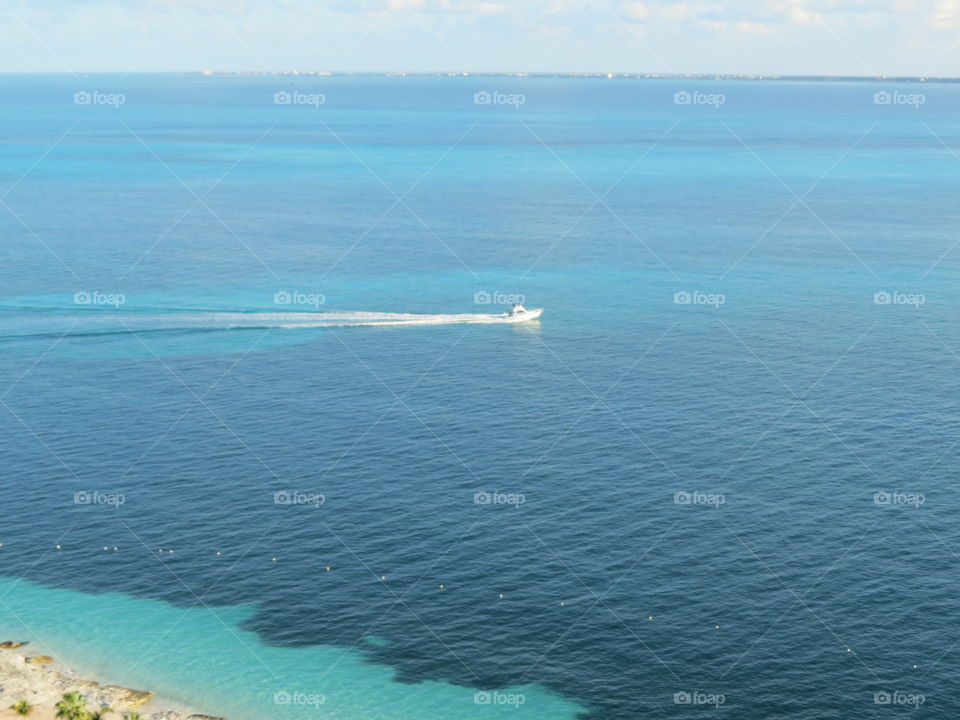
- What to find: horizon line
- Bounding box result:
[0,70,956,82]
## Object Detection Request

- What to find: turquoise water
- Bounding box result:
[2,75,960,718]
[0,579,579,719]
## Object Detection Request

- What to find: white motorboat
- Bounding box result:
[503,304,543,322]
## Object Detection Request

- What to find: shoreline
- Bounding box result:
[0,642,225,720]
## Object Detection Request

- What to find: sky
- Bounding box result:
[0,0,958,76]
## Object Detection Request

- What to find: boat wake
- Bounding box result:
[0,309,542,342]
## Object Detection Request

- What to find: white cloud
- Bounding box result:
[659,2,693,20]
[621,1,650,20]
[933,0,957,29]
[388,0,426,9]
[778,0,823,24]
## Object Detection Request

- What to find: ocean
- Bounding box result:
[1,73,959,718]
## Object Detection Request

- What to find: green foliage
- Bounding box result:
[9,699,34,716]
[55,693,88,720]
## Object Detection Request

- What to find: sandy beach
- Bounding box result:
[0,642,224,720]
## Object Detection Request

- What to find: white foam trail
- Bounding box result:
[181,311,532,329]
[270,311,536,328]
[0,309,541,341]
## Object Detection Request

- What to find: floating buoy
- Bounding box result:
[158,548,163,553]
[380,576,386,581]
[439,584,445,590]
[847,648,852,653]
[324,566,331,572]
[113,547,119,551]
[647,616,653,621]
[498,593,504,600]
[714,625,720,630]
[913,665,919,669]
[272,557,277,562]
[216,551,221,556]
[55,545,61,550]
[103,547,109,551]
[560,601,565,606]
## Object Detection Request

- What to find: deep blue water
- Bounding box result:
[2,74,960,719]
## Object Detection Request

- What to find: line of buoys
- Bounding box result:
[30,545,352,567]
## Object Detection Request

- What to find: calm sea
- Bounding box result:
[1,74,959,719]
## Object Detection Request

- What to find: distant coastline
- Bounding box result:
[190,70,959,82]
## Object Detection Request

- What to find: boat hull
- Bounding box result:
[504,308,544,323]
